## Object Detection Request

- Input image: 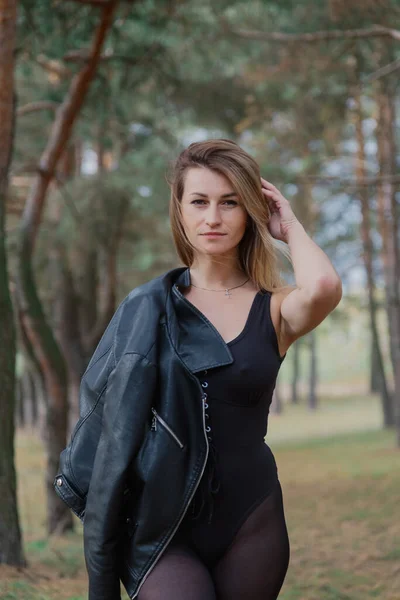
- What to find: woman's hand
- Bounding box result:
[261,177,300,243]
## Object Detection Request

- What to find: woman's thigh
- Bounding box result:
[212,480,290,600]
[138,541,217,600]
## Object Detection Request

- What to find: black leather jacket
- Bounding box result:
[53,266,235,599]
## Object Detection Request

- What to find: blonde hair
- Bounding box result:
[166,138,293,293]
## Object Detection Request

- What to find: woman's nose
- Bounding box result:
[205,205,221,226]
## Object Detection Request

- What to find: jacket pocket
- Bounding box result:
[53,473,86,522]
[151,407,184,449]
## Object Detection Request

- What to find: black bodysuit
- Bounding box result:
[138,290,290,600]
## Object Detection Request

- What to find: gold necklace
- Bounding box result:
[190,277,250,299]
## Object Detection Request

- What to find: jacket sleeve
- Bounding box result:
[83,351,158,600]
[53,298,129,517]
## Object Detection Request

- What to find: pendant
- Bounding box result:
[225,289,232,298]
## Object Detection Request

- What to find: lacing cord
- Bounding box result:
[189,374,221,524]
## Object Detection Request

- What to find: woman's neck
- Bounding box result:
[189,263,246,289]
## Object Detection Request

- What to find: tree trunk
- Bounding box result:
[291,338,300,404]
[375,77,400,442]
[353,84,393,427]
[308,331,318,410]
[28,368,39,426]
[0,0,26,566]
[18,374,26,428]
[53,242,87,435]
[271,384,283,415]
[49,151,87,436]
[16,307,47,441]
[78,247,99,357]
[15,1,119,534]
[20,368,37,427]
[370,336,381,393]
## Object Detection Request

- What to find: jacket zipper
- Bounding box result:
[151,408,184,449]
[131,283,214,598]
[132,377,209,599]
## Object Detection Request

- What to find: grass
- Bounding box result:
[1,392,399,600]
[274,429,400,600]
[267,392,383,445]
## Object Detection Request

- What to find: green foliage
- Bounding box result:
[10,0,400,345]
[18,1,98,58]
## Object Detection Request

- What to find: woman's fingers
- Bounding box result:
[260,176,277,190]
[261,187,279,202]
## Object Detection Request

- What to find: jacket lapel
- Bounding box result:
[166,267,233,374]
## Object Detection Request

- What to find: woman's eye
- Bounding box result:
[191,199,238,206]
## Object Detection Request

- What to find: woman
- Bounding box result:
[55,139,342,600]
[137,139,341,599]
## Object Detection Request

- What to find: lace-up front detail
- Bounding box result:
[189,370,221,525]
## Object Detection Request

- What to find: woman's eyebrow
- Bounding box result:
[189,192,238,198]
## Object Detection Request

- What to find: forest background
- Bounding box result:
[1,1,400,599]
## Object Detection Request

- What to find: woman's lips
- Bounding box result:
[201,233,226,237]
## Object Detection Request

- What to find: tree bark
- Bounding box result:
[375,75,400,443]
[16,306,47,439]
[87,193,128,350]
[370,336,381,393]
[308,332,318,411]
[27,368,38,426]
[291,339,300,404]
[18,374,26,428]
[353,84,394,427]
[53,243,87,435]
[15,0,119,534]
[271,384,283,415]
[0,0,26,566]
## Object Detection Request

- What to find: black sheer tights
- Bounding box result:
[138,481,290,600]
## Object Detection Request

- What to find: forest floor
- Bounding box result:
[1,392,400,600]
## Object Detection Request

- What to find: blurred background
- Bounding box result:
[1,1,400,598]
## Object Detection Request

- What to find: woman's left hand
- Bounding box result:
[261,177,300,243]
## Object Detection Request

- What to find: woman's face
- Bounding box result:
[180,167,248,257]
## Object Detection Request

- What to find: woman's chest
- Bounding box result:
[181,287,260,344]
[201,341,280,408]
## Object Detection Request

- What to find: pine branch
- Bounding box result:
[17,101,59,116]
[296,174,400,186]
[363,57,400,83]
[224,23,400,44]
[35,54,73,79]
[68,0,112,6]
